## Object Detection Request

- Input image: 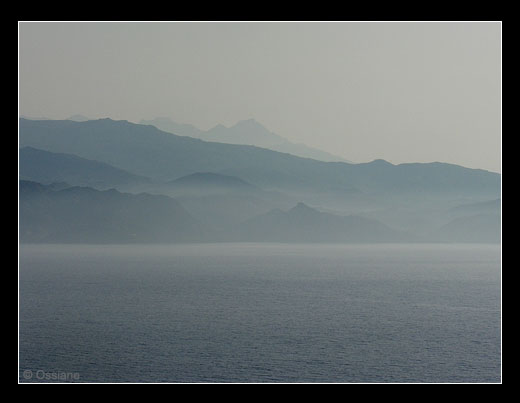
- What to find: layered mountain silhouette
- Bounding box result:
[202,119,286,147]
[239,202,411,242]
[19,146,150,189]
[148,172,293,236]
[19,180,203,243]
[19,118,500,200]
[18,117,501,244]
[140,117,350,162]
[19,180,415,244]
[429,213,500,243]
[140,117,204,139]
[167,172,257,193]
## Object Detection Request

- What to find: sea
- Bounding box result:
[19,243,501,383]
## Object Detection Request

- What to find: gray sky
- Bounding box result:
[18,21,501,172]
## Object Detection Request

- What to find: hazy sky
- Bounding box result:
[18,21,501,172]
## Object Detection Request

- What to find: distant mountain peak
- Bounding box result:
[138,117,350,162]
[370,159,393,165]
[203,118,284,148]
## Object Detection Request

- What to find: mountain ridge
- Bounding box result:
[140,117,351,163]
[19,180,203,243]
[19,146,151,189]
[240,202,412,243]
[168,172,257,190]
[19,118,500,202]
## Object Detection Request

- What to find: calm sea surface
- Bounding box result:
[19,243,501,383]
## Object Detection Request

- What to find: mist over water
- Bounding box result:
[19,243,501,383]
